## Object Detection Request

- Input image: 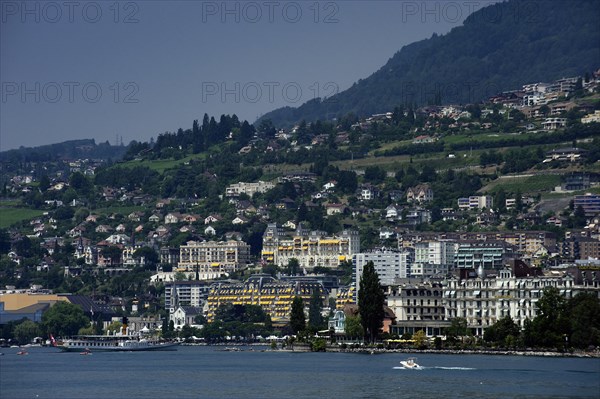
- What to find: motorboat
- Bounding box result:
[400,357,422,370]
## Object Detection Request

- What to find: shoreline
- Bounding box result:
[322,347,600,358]
[275,343,600,357]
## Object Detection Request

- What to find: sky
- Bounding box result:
[0,0,498,151]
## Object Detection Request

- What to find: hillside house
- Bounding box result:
[406,184,433,203]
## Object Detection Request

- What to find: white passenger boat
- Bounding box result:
[54,335,179,352]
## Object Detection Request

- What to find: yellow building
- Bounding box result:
[207,274,325,326]
[335,285,356,309]
[261,224,360,269]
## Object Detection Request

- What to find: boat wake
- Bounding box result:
[426,366,476,370]
[393,366,476,371]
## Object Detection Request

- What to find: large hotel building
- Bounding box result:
[261,224,360,269]
[177,240,251,279]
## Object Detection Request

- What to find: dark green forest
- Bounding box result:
[259,0,600,127]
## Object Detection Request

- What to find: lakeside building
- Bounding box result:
[353,250,414,286]
[444,261,600,337]
[386,281,450,338]
[177,240,251,279]
[261,224,360,269]
[206,274,325,325]
[0,291,115,325]
[335,284,356,310]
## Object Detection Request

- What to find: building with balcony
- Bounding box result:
[443,261,598,337]
[225,181,275,198]
[457,196,493,210]
[353,250,413,286]
[206,274,325,325]
[574,193,600,217]
[261,224,360,269]
[454,240,514,271]
[177,240,251,279]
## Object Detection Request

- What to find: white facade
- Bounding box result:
[411,241,455,277]
[164,281,211,312]
[458,196,493,210]
[225,181,275,198]
[387,283,445,322]
[581,110,600,124]
[178,240,250,278]
[353,250,413,286]
[443,269,592,336]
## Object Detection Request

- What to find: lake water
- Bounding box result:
[1,345,599,399]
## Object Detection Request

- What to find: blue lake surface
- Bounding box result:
[1,345,599,399]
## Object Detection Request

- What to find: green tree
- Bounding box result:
[13,319,41,345]
[413,329,427,348]
[286,258,300,276]
[567,292,600,349]
[105,321,123,335]
[358,262,385,342]
[344,315,363,339]
[484,316,520,346]
[308,290,325,332]
[39,174,50,192]
[41,301,89,337]
[290,296,305,334]
[530,287,569,348]
[446,317,468,342]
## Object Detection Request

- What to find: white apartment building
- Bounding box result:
[542,117,567,130]
[178,240,251,279]
[387,282,446,322]
[458,195,493,210]
[225,181,275,198]
[443,266,599,337]
[581,110,600,124]
[411,241,455,277]
[353,250,413,286]
[164,281,212,312]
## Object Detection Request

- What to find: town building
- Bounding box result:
[387,282,450,338]
[457,195,493,210]
[581,110,600,124]
[164,280,212,312]
[454,240,515,271]
[573,193,600,217]
[206,274,325,325]
[353,250,414,286]
[406,184,433,203]
[177,240,251,279]
[411,240,455,277]
[444,261,600,336]
[225,181,275,198]
[261,224,360,269]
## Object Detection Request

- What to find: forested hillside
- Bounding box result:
[259,0,600,126]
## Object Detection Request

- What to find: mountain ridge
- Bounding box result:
[257,0,600,127]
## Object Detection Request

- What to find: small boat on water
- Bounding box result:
[400,357,422,370]
[16,350,28,356]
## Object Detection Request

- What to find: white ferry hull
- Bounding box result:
[60,338,179,352]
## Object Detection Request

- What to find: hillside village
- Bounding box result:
[1,70,600,347]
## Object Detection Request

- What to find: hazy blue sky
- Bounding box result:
[1,0,497,150]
